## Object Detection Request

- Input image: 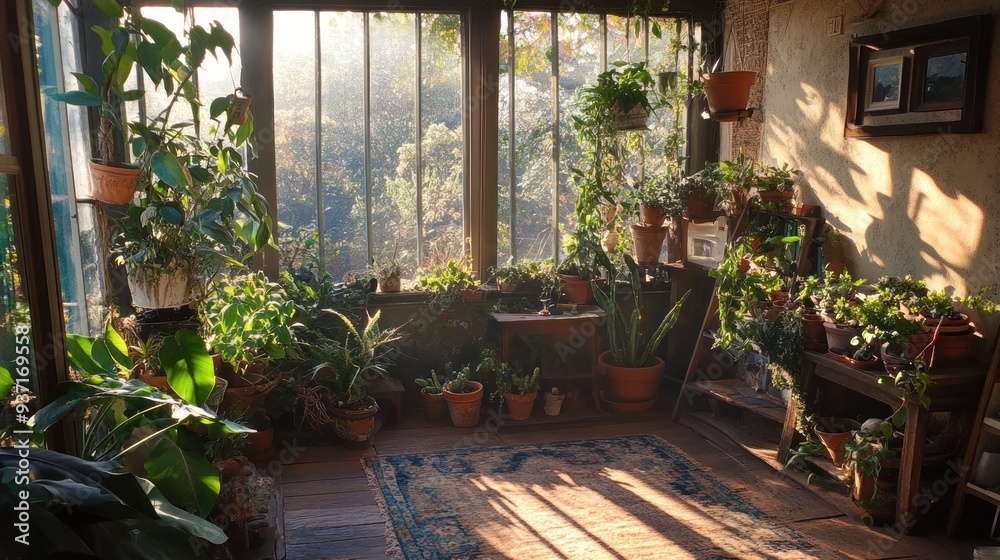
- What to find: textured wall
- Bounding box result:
[727,0,772,159]
[759,0,1000,298]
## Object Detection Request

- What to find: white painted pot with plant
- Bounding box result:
[543,388,565,416]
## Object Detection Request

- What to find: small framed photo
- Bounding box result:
[743,352,770,393]
[864,56,908,113]
[910,38,970,112]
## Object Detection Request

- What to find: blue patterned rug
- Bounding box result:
[363,435,840,559]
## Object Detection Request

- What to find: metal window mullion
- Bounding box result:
[507,10,516,263]
[364,12,374,265]
[685,17,695,175]
[314,12,325,272]
[415,13,423,267]
[639,17,650,183]
[550,12,559,262]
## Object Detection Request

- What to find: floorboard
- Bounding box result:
[277,407,980,560]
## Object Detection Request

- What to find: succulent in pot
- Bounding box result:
[415,367,450,422]
[442,365,483,428]
[496,365,542,421]
[373,257,404,294]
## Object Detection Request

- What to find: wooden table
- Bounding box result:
[778,351,985,533]
[490,311,605,408]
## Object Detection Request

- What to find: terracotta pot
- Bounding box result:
[560,274,593,304]
[630,223,668,265]
[685,189,717,222]
[379,276,401,293]
[543,391,565,416]
[757,190,794,213]
[923,312,972,333]
[506,392,537,421]
[931,331,980,367]
[640,205,667,227]
[246,426,274,461]
[823,322,860,353]
[798,203,822,218]
[463,288,485,301]
[89,159,140,205]
[329,401,380,445]
[443,381,483,428]
[702,71,756,118]
[219,362,275,414]
[802,313,828,346]
[814,419,860,467]
[139,373,172,393]
[614,103,649,130]
[421,388,449,422]
[599,350,664,403]
[852,470,897,525]
[128,267,199,310]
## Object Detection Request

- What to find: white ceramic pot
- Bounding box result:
[543,391,566,416]
[128,267,198,309]
[974,451,1000,488]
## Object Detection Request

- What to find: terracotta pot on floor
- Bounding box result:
[443,381,484,428]
[599,350,664,404]
[329,400,380,446]
[421,388,449,422]
[506,392,537,421]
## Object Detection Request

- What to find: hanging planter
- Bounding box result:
[89,159,141,205]
[228,87,253,126]
[703,71,756,121]
[613,103,649,131]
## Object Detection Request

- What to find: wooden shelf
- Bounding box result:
[686,378,787,424]
[966,482,1000,508]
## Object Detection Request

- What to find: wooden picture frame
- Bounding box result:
[845,14,992,137]
[864,56,909,114]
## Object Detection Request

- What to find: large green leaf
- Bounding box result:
[104,322,133,371]
[92,0,124,19]
[44,88,102,107]
[135,477,227,544]
[0,365,13,398]
[158,330,213,407]
[144,436,220,518]
[151,151,190,188]
[65,334,114,377]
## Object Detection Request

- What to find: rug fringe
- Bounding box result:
[361,457,405,559]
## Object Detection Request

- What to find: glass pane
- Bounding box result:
[513,12,553,262]
[645,18,687,178]
[194,7,242,133]
[33,0,88,335]
[0,173,38,445]
[140,7,190,125]
[497,11,512,264]
[370,13,417,273]
[274,11,318,274]
[608,15,645,64]
[319,12,367,279]
[420,13,464,268]
[557,12,602,261]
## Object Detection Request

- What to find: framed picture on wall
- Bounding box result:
[864,56,908,113]
[845,14,991,137]
[910,38,970,112]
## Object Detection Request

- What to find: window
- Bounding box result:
[273,11,465,280]
[498,11,693,264]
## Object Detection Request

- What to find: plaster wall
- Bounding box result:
[760,0,1000,297]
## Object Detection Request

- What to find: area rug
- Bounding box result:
[362,435,841,559]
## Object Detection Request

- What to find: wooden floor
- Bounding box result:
[276,407,981,560]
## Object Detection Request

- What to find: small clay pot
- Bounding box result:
[506,392,537,421]
[443,381,483,428]
[421,388,449,422]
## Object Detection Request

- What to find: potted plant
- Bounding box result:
[701,57,757,119]
[753,162,798,213]
[683,164,727,222]
[558,233,600,304]
[813,417,862,467]
[315,311,400,445]
[201,272,299,412]
[415,367,450,422]
[373,257,404,294]
[911,287,997,366]
[591,61,659,131]
[543,387,566,416]
[490,259,556,293]
[592,252,688,407]
[499,366,541,421]
[845,420,898,527]
[442,365,483,428]
[417,258,481,305]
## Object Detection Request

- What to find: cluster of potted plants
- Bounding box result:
[417,257,483,305]
[490,258,558,293]
[416,362,484,427]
